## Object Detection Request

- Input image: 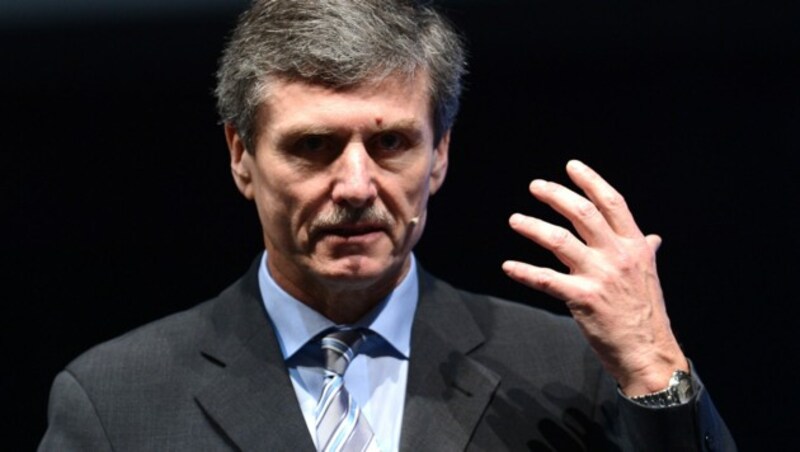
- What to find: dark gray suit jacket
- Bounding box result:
[39,261,735,451]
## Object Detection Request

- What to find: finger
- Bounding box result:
[502,260,584,302]
[645,234,662,253]
[528,178,614,247]
[565,160,642,238]
[508,213,588,270]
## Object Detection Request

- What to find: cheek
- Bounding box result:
[381,176,432,226]
[401,165,434,206]
[262,177,329,232]
[250,173,296,233]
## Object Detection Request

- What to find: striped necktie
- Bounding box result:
[314,328,380,452]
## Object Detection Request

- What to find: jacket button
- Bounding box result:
[704,432,715,450]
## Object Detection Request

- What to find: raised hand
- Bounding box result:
[502,160,688,396]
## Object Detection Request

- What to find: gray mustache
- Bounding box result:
[309,205,395,235]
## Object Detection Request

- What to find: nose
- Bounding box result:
[331,143,378,207]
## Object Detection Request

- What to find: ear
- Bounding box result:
[429,129,450,195]
[225,123,255,200]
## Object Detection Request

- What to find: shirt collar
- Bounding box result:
[258,251,419,361]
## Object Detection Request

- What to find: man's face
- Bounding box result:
[227,73,449,303]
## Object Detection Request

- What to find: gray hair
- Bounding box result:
[215,0,466,153]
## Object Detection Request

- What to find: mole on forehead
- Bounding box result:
[375,117,383,126]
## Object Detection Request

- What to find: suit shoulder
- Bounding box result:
[65,296,218,378]
[42,267,267,449]
[66,262,264,374]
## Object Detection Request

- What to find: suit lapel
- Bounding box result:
[400,271,501,451]
[194,259,315,451]
[190,260,500,451]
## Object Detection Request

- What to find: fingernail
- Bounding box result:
[530,179,546,190]
[568,159,585,170]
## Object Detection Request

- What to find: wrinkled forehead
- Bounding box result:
[257,68,432,107]
[252,71,435,136]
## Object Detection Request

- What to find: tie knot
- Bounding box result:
[321,328,366,376]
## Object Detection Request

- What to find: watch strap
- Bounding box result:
[630,369,694,408]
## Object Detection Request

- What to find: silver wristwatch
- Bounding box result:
[630,370,694,408]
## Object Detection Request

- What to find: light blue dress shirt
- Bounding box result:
[258,252,419,452]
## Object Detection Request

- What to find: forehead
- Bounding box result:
[256,73,433,136]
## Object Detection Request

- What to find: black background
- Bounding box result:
[5,0,799,449]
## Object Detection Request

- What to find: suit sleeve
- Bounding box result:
[615,373,737,452]
[38,370,114,452]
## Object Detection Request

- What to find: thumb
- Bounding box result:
[645,234,662,253]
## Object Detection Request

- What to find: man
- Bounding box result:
[40,0,735,450]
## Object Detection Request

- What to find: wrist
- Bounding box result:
[619,350,689,396]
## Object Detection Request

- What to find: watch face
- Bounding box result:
[675,372,694,403]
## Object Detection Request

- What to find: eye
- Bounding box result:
[371,131,408,152]
[293,135,330,153]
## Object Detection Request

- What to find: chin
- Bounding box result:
[315,254,404,286]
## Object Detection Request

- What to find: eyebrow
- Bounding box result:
[275,119,427,148]
[376,119,426,132]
